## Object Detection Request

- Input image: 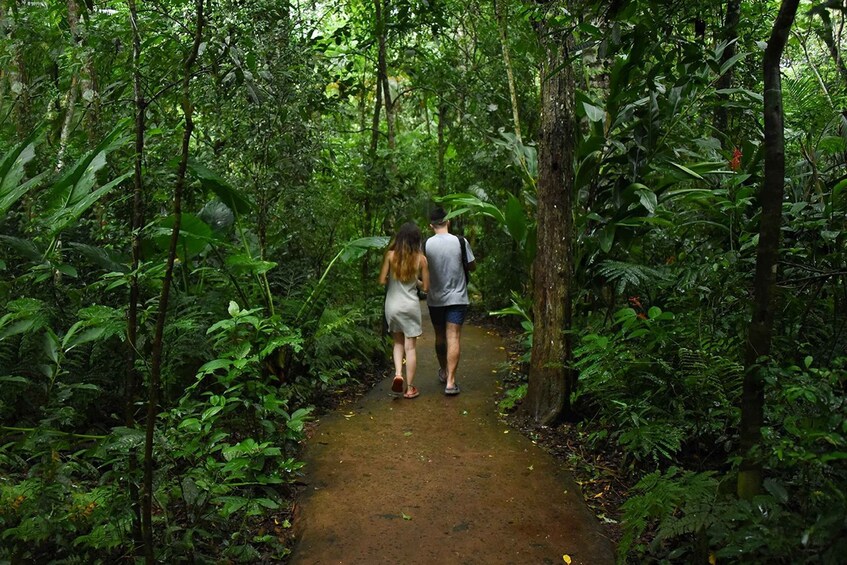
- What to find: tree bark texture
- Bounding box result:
[142,1,204,561]
[738,0,799,501]
[522,16,577,426]
[715,0,742,134]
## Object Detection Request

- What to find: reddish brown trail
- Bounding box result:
[292,306,614,564]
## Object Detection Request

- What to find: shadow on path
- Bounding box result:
[292,305,614,564]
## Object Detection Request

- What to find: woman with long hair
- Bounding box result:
[378,222,430,398]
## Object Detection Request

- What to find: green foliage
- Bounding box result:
[575,306,742,466]
[498,383,527,413]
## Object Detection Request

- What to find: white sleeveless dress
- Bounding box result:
[384,274,422,337]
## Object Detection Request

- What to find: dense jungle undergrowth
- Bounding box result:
[2,0,846,562]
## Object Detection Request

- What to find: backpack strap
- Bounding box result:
[458,236,469,284]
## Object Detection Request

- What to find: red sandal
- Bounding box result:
[403,386,420,399]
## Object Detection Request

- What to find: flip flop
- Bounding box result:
[403,386,420,399]
[444,384,460,396]
[391,375,404,394]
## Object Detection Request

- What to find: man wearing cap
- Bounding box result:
[424,206,476,395]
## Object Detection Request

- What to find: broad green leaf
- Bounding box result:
[668,162,705,180]
[187,159,254,215]
[197,358,233,375]
[0,172,47,217]
[634,186,657,214]
[48,172,132,236]
[68,242,129,273]
[0,235,44,261]
[62,305,126,350]
[0,298,49,339]
[504,195,527,244]
[226,253,277,275]
[599,224,615,253]
[0,129,44,215]
[153,213,214,258]
[763,478,788,504]
[437,193,506,224]
[339,236,390,262]
[832,179,847,209]
[53,263,78,278]
[583,102,605,122]
[47,119,130,213]
[719,52,747,76]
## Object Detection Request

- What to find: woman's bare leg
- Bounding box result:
[404,336,417,389]
[392,332,405,381]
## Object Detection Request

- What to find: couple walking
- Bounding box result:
[378,207,476,399]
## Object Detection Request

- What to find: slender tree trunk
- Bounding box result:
[56,75,79,170]
[6,0,31,138]
[494,0,522,143]
[142,1,204,561]
[66,0,100,140]
[377,0,395,153]
[362,51,383,277]
[738,0,799,501]
[812,6,847,87]
[715,0,742,134]
[437,101,447,196]
[521,11,577,426]
[126,0,145,546]
[56,0,85,169]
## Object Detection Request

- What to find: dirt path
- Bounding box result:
[291,306,614,564]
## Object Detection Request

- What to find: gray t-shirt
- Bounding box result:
[425,233,475,307]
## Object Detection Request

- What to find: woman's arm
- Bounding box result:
[419,254,430,293]
[378,250,392,285]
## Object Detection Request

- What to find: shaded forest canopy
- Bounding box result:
[0,0,845,562]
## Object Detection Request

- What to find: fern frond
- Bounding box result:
[596,260,670,295]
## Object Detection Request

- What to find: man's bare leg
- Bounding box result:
[434,324,447,379]
[445,322,462,389]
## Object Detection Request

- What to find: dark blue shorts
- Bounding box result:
[428,305,468,327]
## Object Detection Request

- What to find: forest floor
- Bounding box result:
[288,304,616,564]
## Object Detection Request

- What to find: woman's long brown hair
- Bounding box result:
[389,222,422,282]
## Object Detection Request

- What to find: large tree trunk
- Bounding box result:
[714,0,742,134]
[737,0,799,501]
[142,1,204,561]
[521,12,577,426]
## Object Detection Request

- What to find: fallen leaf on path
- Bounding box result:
[503,430,509,434]
[563,555,572,564]
[402,512,411,520]
[528,465,534,471]
[404,431,413,436]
